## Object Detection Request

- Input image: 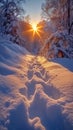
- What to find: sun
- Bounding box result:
[32,24,38,32]
[31,23,42,38]
[23,22,43,39]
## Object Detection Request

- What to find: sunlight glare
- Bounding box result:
[32,24,38,32]
[23,22,43,39]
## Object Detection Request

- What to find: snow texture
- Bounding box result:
[0,38,73,130]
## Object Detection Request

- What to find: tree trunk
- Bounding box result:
[67,0,71,34]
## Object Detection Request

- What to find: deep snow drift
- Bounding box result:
[0,39,73,130]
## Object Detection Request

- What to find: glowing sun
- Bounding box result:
[23,22,42,39]
[31,23,42,38]
[32,24,38,32]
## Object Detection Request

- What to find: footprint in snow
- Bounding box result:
[27,70,33,80]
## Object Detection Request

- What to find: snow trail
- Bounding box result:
[26,56,61,101]
[0,42,73,130]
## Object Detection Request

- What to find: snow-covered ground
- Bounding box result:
[0,39,73,130]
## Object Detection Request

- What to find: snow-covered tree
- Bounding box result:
[0,0,25,44]
[42,0,73,34]
[40,30,73,59]
[40,0,73,58]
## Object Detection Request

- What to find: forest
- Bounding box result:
[0,1,73,130]
[0,0,73,58]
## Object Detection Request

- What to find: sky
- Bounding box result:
[24,0,45,24]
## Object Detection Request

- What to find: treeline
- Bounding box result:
[0,0,33,46]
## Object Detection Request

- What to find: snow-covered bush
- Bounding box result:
[40,30,73,59]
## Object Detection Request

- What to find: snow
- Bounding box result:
[40,30,73,60]
[53,58,73,72]
[0,39,73,130]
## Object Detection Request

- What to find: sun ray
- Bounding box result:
[31,23,42,38]
[22,22,43,40]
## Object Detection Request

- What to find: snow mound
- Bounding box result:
[0,38,29,65]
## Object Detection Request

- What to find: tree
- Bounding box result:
[42,0,73,34]
[40,0,73,58]
[0,0,25,44]
[67,0,73,34]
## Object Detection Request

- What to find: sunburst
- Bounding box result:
[22,22,43,40]
[31,23,43,38]
[32,24,37,32]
